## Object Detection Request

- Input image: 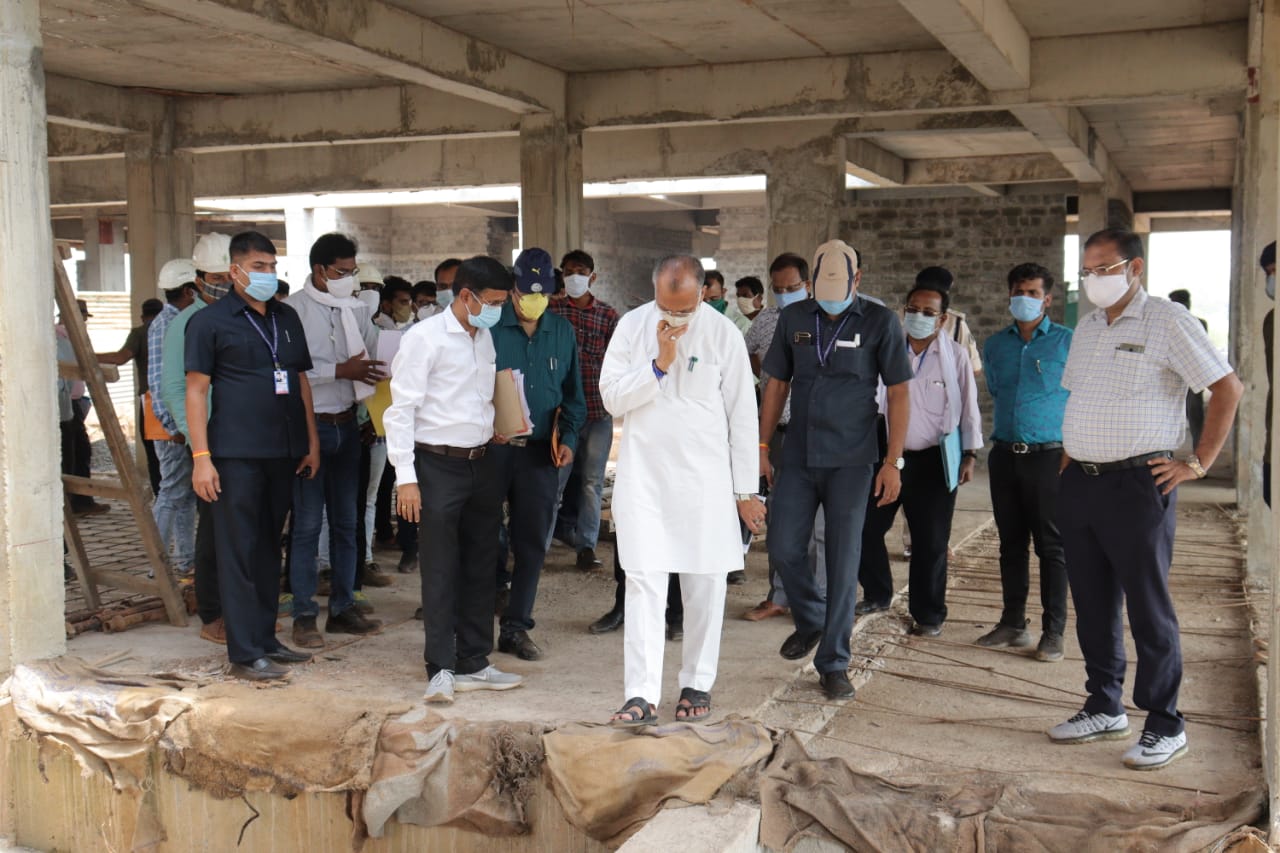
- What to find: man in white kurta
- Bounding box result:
[600,256,761,724]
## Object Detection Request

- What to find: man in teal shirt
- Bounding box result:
[491,248,587,661]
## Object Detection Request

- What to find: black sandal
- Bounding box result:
[674,687,712,722]
[610,696,657,727]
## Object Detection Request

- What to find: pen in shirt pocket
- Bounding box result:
[550,356,557,371]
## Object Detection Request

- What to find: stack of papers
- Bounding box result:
[494,368,534,437]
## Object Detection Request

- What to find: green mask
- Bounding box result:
[708,298,728,314]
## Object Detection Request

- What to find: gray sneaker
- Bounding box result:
[1048,710,1130,744]
[424,669,454,704]
[975,623,1032,648]
[1122,730,1188,770]
[1036,632,1065,662]
[454,665,523,692]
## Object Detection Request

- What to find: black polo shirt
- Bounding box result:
[762,295,912,468]
[185,290,313,460]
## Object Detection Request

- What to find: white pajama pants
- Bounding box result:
[623,571,727,707]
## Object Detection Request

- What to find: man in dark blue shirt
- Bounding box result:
[978,262,1072,662]
[186,231,320,682]
[760,240,913,700]
[491,248,586,661]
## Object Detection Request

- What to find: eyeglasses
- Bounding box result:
[659,304,699,317]
[324,264,359,279]
[772,281,806,294]
[904,306,942,318]
[1079,259,1129,279]
[468,291,508,308]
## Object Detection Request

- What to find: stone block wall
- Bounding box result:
[583,210,695,311]
[714,206,770,286]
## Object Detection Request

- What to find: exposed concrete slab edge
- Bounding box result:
[617,801,762,853]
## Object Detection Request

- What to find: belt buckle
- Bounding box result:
[1011,442,1030,455]
[468,447,485,460]
[1079,462,1101,476]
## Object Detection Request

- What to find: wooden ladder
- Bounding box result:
[54,256,188,628]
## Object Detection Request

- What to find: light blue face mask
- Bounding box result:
[438,289,454,309]
[775,288,808,309]
[904,311,938,340]
[1009,295,1045,323]
[465,293,503,329]
[817,296,853,315]
[245,271,278,302]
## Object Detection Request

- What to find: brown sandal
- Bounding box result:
[610,696,657,727]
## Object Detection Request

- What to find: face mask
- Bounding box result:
[1009,295,1045,323]
[356,290,380,312]
[1082,272,1131,309]
[661,311,693,328]
[736,296,759,316]
[708,298,727,314]
[392,304,413,324]
[904,312,938,341]
[324,274,357,300]
[200,276,232,302]
[464,293,502,329]
[775,288,807,309]
[565,274,591,299]
[239,268,278,302]
[1268,274,1276,301]
[518,293,548,321]
[437,290,454,309]
[817,296,853,316]
[416,304,438,321]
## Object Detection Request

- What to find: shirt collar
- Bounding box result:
[1004,314,1052,338]
[443,305,470,335]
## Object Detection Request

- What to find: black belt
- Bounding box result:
[416,442,487,460]
[315,406,357,425]
[1075,451,1171,477]
[505,437,549,448]
[995,440,1063,455]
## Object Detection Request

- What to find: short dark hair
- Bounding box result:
[1168,289,1191,308]
[908,283,950,314]
[734,276,764,297]
[381,276,413,304]
[1007,262,1055,293]
[453,256,514,295]
[276,279,290,298]
[1262,242,1276,270]
[769,253,809,283]
[561,249,595,272]
[142,298,164,317]
[554,268,565,294]
[704,270,725,288]
[163,285,191,304]
[412,281,437,299]
[435,258,463,280]
[916,266,954,292]
[229,231,277,261]
[1084,228,1145,262]
[309,232,358,271]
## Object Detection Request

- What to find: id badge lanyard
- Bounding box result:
[244,311,290,395]
[814,313,853,368]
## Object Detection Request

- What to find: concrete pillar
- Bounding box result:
[284,204,316,289]
[125,109,194,322]
[80,215,126,292]
[519,113,583,260]
[1075,185,1135,315]
[0,0,66,674]
[765,136,847,278]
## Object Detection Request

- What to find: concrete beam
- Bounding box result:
[1134,189,1233,213]
[846,139,906,186]
[895,0,1031,90]
[128,0,565,114]
[569,24,1245,129]
[904,153,1070,185]
[1010,105,1105,182]
[843,110,1023,137]
[47,125,125,161]
[45,73,166,134]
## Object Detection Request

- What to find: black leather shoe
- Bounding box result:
[228,658,289,681]
[265,645,313,664]
[726,570,747,585]
[780,629,823,660]
[326,607,383,635]
[589,608,624,634]
[910,622,943,637]
[666,623,683,642]
[820,671,855,700]
[576,547,603,572]
[498,630,544,661]
[397,551,418,574]
[413,606,423,620]
[854,599,890,617]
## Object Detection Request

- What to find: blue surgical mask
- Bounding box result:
[904,312,938,340]
[245,271,278,302]
[465,293,503,329]
[775,289,807,309]
[1009,295,1044,323]
[817,296,853,315]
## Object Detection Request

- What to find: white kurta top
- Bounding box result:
[600,302,759,575]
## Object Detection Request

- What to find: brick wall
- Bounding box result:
[714,206,770,286]
[583,213,695,311]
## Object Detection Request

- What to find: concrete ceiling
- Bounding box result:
[1007,0,1248,38]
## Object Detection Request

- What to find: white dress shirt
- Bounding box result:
[384,307,496,485]
[883,333,983,452]
[286,280,379,414]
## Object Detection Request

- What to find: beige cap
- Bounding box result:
[192,233,232,273]
[812,239,860,303]
[358,263,384,286]
[158,258,197,294]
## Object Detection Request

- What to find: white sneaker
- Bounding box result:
[1123,730,1187,770]
[1047,710,1130,743]
[424,670,455,704]
[454,665,523,692]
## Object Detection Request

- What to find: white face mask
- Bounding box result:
[1268,274,1276,301]
[325,274,357,300]
[661,311,693,328]
[736,295,759,316]
[355,289,380,312]
[1082,272,1131,309]
[565,274,591,299]
[417,304,440,321]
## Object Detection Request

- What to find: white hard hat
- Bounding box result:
[192,233,232,273]
[158,258,197,294]
[358,263,384,286]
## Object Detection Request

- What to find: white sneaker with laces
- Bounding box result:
[454,665,523,692]
[424,669,455,704]
[1047,710,1130,743]
[1123,730,1187,770]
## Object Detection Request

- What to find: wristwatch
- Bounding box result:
[883,456,905,470]
[735,493,758,501]
[1185,455,1207,479]
[962,450,978,460]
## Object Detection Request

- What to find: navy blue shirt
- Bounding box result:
[491,302,587,450]
[983,315,1072,445]
[185,290,313,460]
[762,296,913,468]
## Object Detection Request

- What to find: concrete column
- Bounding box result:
[519,113,583,259]
[765,136,847,277]
[1075,185,1136,314]
[125,110,193,321]
[0,0,66,674]
[81,216,126,292]
[284,204,316,289]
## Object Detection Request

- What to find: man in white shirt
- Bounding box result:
[385,255,524,704]
[601,255,761,726]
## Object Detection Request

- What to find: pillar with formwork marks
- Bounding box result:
[765,135,847,283]
[125,119,194,323]
[80,215,126,292]
[0,0,67,675]
[519,113,583,261]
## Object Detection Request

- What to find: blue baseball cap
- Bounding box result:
[512,248,555,294]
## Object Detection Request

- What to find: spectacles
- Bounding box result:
[469,291,508,308]
[904,306,942,318]
[325,264,359,279]
[1079,259,1129,279]
[659,304,699,317]
[772,281,806,294]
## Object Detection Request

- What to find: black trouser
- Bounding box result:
[194,496,221,624]
[859,445,956,627]
[416,448,503,677]
[1058,462,1183,737]
[209,457,295,665]
[140,401,161,496]
[61,399,94,511]
[988,445,1068,637]
[375,461,396,541]
[493,442,559,636]
[610,549,682,625]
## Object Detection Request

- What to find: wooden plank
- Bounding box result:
[57,361,119,383]
[60,475,130,500]
[62,504,99,611]
[84,569,168,597]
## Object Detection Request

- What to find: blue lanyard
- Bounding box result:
[243,311,281,369]
[814,312,852,368]
[914,348,928,374]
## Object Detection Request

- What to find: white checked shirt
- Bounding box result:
[1063,287,1232,463]
[383,307,496,485]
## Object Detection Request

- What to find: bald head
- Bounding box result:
[652,255,705,295]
